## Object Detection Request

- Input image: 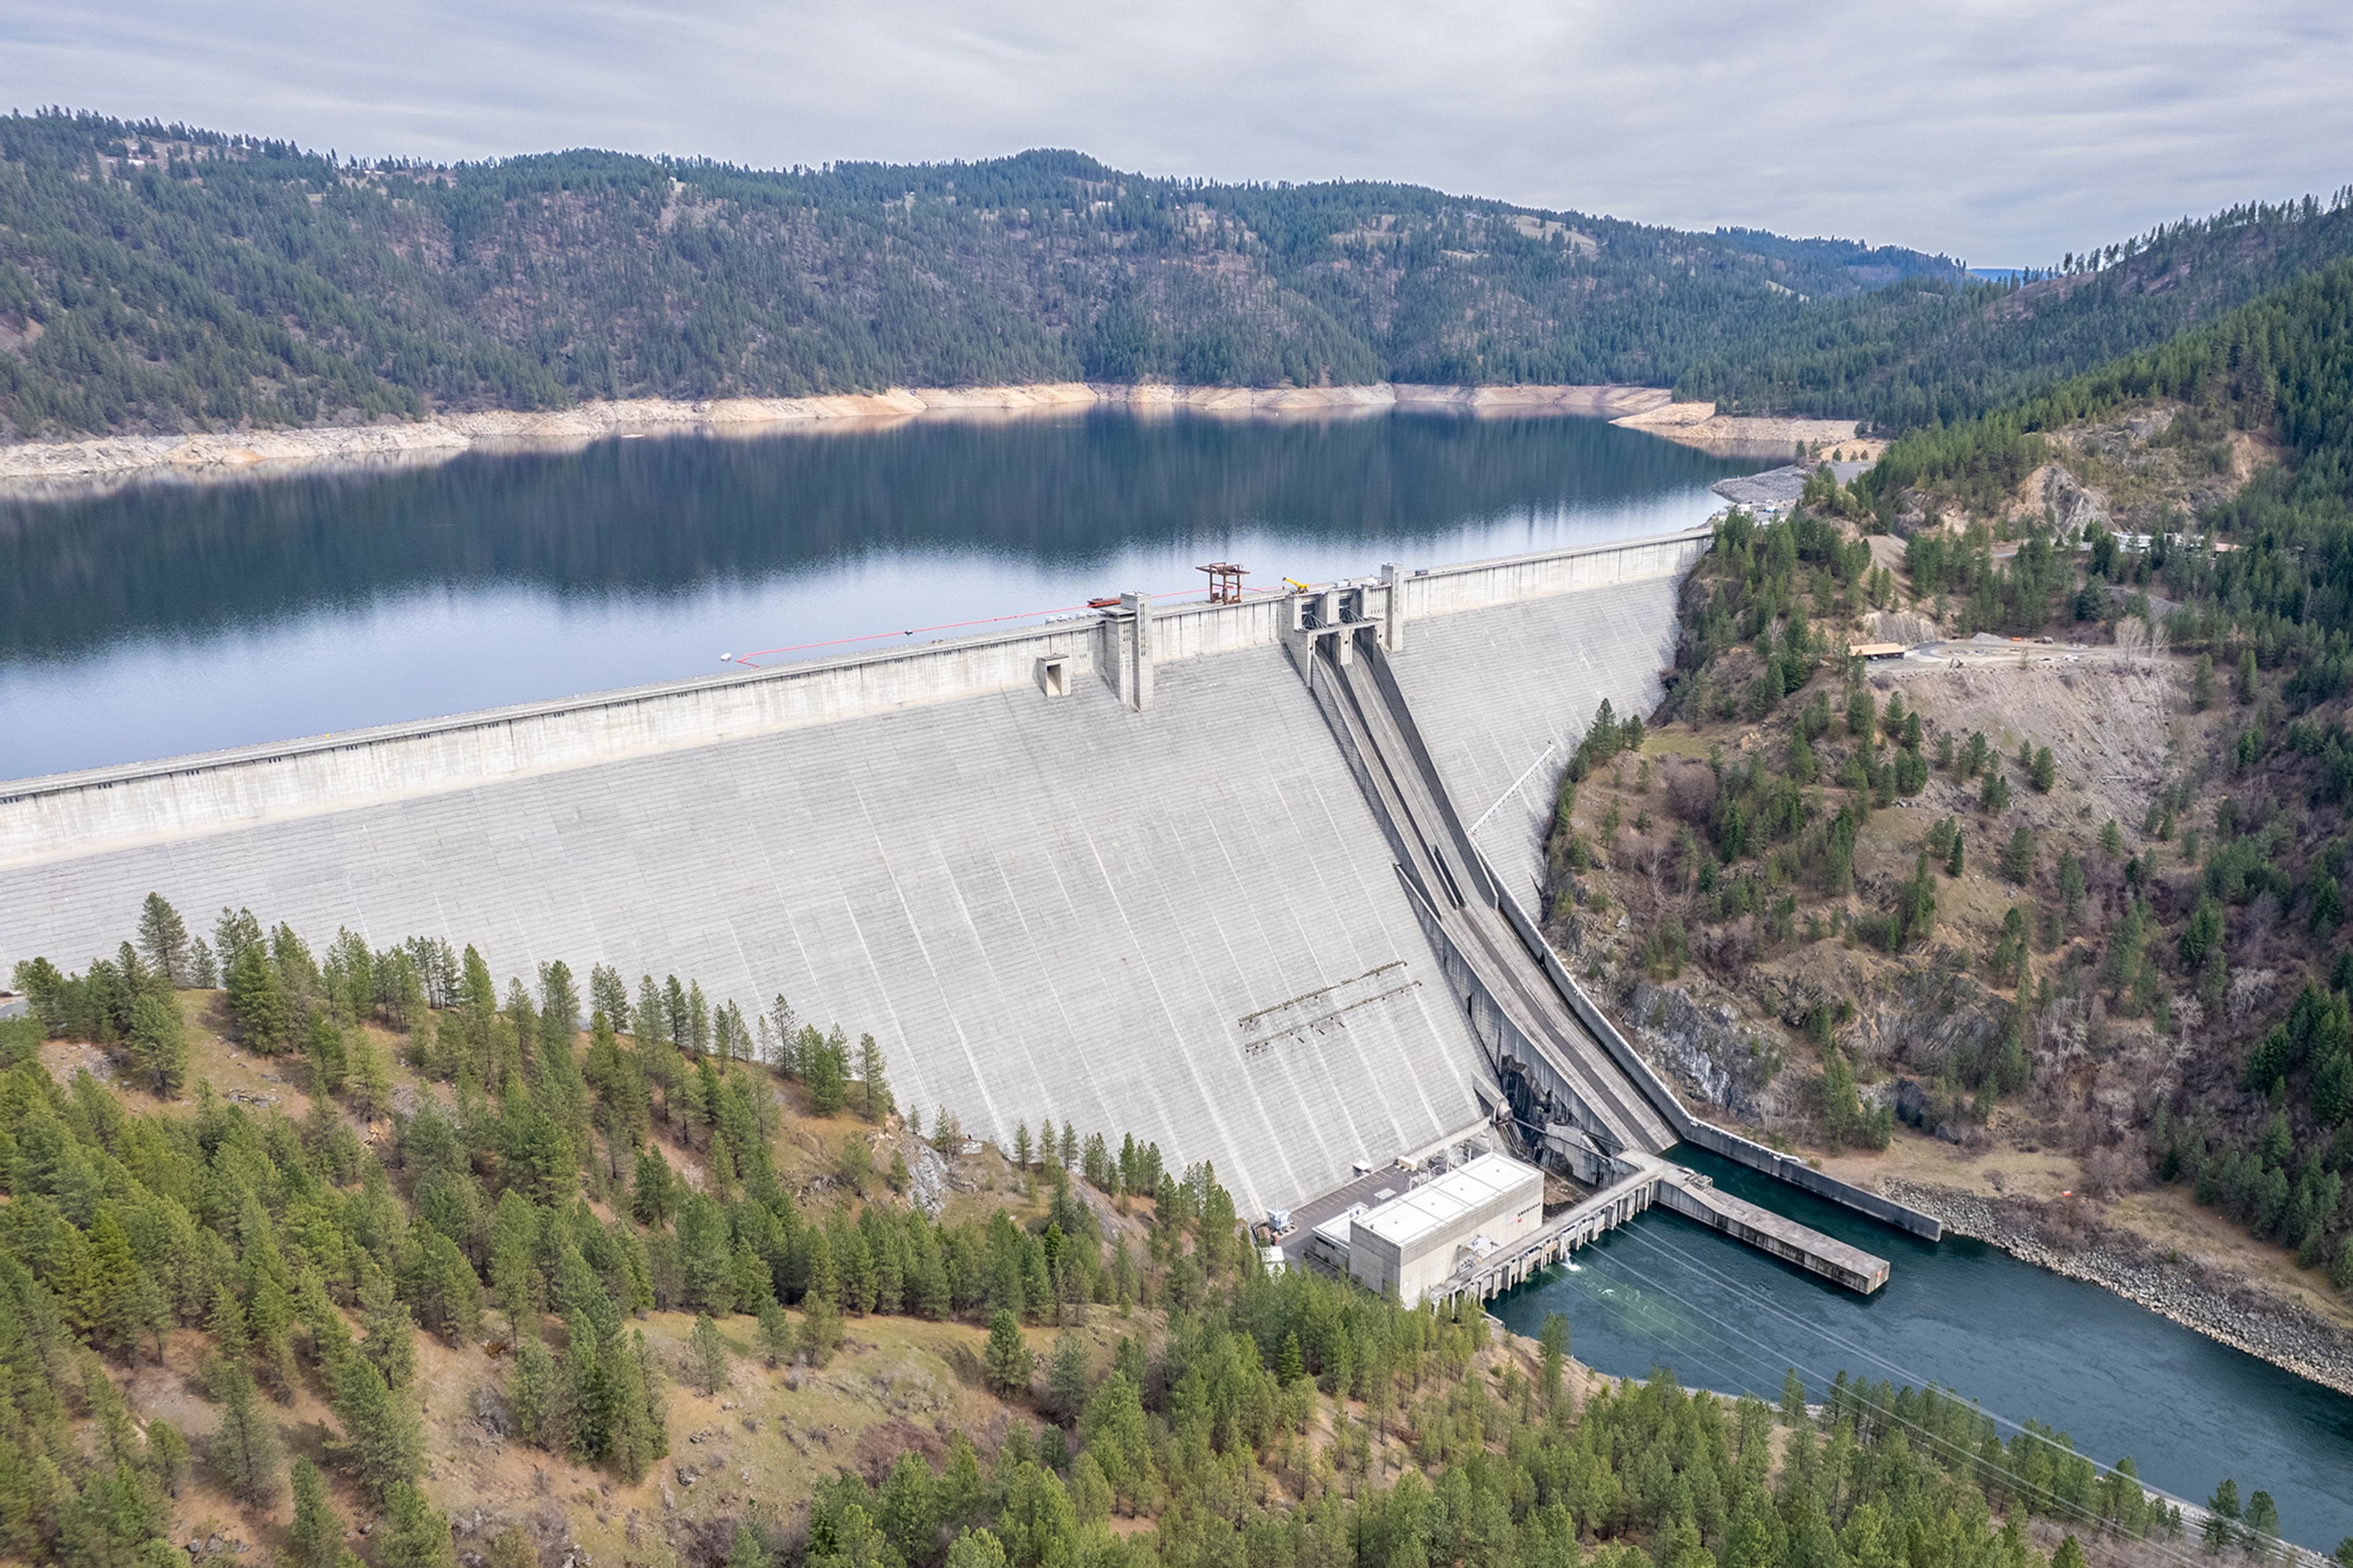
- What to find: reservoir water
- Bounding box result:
[6,407,2351,1548]
[1494,1151,2353,1551]
[0,408,1760,780]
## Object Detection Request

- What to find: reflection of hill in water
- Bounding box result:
[0,412,1762,663]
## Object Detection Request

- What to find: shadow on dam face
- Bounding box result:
[0,532,1703,1219]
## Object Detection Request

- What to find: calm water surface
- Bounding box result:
[1495,1151,2353,1551]
[0,409,1765,779]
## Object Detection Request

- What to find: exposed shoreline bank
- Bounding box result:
[0,382,1857,496]
[1879,1178,2353,1398]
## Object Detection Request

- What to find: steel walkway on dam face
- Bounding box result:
[0,532,1708,1220]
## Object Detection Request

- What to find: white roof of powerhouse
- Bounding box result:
[1354,1152,1541,1248]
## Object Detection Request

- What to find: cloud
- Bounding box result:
[1,0,2346,261]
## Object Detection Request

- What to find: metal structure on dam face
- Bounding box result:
[0,523,1936,1287]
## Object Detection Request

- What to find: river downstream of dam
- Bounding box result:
[1495,1151,2353,1551]
[5,407,2351,1551]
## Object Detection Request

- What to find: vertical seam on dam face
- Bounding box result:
[0,531,1710,1219]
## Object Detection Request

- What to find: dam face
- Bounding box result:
[0,531,1700,1217]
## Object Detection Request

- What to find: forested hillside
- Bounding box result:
[0,895,2244,1568]
[1676,194,2353,431]
[0,111,1966,439]
[9,112,2351,444]
[1850,256,2353,1268]
[1533,256,2353,1313]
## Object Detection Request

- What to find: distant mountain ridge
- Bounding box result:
[1681,192,2353,430]
[1,109,2348,441]
[0,112,1958,439]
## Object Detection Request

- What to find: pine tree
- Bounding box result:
[413,1230,483,1345]
[1539,1312,1569,1407]
[215,905,263,974]
[347,1028,393,1120]
[150,1416,191,1496]
[858,1032,890,1120]
[1276,1330,1305,1385]
[946,1529,1009,1568]
[726,1526,773,1568]
[333,1350,423,1500]
[800,1291,842,1368]
[633,1144,677,1226]
[557,1314,610,1461]
[538,959,580,1043]
[210,1366,282,1506]
[306,1009,349,1095]
[806,1028,848,1116]
[509,1336,556,1448]
[137,893,191,985]
[358,1265,417,1390]
[1045,1330,1090,1420]
[689,1312,730,1395]
[766,995,800,1075]
[80,1208,146,1356]
[288,1457,346,1568]
[605,1329,668,1482]
[377,1482,457,1568]
[636,975,665,1048]
[758,1299,793,1366]
[227,944,293,1053]
[2003,825,2037,884]
[984,1309,1033,1395]
[127,990,188,1097]
[591,964,630,1035]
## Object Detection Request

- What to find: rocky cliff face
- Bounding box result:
[1626,977,1784,1120]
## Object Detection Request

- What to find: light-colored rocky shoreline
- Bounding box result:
[0,382,1862,496]
[1881,1178,2353,1398]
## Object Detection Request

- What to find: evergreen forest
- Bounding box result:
[0,898,2273,1568]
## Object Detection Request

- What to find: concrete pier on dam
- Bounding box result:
[0,523,1936,1282]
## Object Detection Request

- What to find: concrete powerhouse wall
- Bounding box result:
[0,529,1707,1214]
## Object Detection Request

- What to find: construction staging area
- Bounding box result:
[0,524,1933,1295]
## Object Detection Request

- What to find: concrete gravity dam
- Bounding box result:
[0,525,1936,1289]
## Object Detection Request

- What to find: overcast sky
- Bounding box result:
[4,0,2347,265]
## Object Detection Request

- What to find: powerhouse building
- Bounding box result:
[1344,1153,1545,1304]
